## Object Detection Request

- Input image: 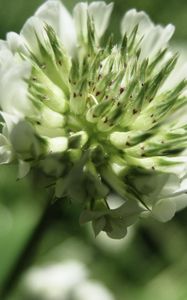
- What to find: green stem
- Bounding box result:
[0,198,59,300]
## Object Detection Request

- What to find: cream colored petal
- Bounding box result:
[73,1,113,44]
[18,160,30,179]
[160,61,187,94]
[21,16,50,59]
[73,2,88,44]
[35,0,76,56]
[174,194,187,212]
[0,48,13,67]
[152,198,176,222]
[121,9,175,62]
[88,2,113,39]
[6,32,29,55]
[121,9,153,37]
[0,134,14,164]
[140,24,175,60]
[0,52,33,117]
[0,112,20,135]
[0,40,8,50]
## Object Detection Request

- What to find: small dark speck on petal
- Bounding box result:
[120,87,125,94]
[133,109,138,114]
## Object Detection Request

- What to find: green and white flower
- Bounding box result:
[1,0,187,238]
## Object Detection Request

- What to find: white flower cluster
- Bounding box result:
[24,260,114,300]
[1,0,187,238]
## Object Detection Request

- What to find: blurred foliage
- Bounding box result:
[1,0,187,299]
[1,0,187,41]
[0,166,44,289]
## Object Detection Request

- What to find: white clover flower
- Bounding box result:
[24,260,114,300]
[73,281,114,300]
[24,261,87,299]
[1,0,187,239]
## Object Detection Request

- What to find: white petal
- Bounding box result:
[21,16,50,59]
[121,9,153,37]
[40,106,66,128]
[126,155,187,177]
[140,24,175,60]
[35,0,76,56]
[110,131,130,149]
[121,9,175,61]
[160,62,187,94]
[174,194,187,211]
[18,160,30,179]
[0,40,8,51]
[73,1,113,44]
[0,146,13,164]
[0,134,14,164]
[0,48,13,67]
[10,121,35,154]
[74,280,114,300]
[73,3,88,44]
[35,125,65,138]
[159,174,181,198]
[177,176,187,193]
[6,32,28,55]
[0,134,8,147]
[0,112,20,135]
[45,136,68,154]
[0,55,33,117]
[152,198,176,222]
[88,2,113,39]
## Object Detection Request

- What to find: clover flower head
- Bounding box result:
[1,0,187,238]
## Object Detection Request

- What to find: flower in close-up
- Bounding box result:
[1,0,187,239]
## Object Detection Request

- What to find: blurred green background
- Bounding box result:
[1,0,187,41]
[1,0,187,299]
